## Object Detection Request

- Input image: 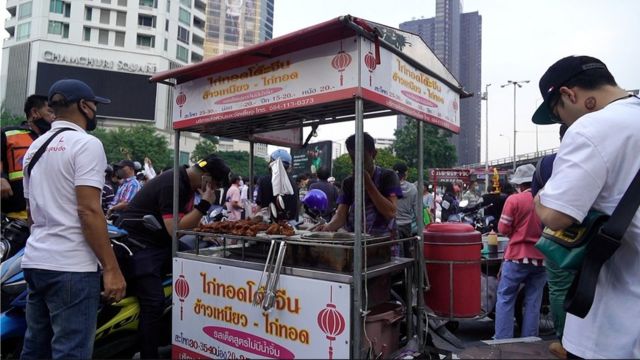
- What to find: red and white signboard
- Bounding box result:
[360,39,461,133]
[172,38,359,130]
[172,258,351,359]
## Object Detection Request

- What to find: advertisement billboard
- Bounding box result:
[291,141,333,176]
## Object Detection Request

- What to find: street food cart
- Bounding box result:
[150,15,468,359]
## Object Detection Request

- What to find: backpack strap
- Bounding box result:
[565,166,640,318]
[26,128,76,178]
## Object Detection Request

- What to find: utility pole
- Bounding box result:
[482,84,491,192]
[501,80,530,170]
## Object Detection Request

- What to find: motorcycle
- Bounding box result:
[0,217,172,359]
[460,202,495,234]
[0,215,30,263]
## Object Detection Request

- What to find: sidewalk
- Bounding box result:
[456,337,557,359]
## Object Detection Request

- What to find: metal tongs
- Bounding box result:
[252,238,288,311]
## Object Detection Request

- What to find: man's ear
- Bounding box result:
[559,87,577,104]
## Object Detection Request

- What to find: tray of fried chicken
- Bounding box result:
[193,219,295,238]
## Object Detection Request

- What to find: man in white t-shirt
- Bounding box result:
[532,55,640,359]
[21,79,126,359]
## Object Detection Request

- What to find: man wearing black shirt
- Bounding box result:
[255,149,299,223]
[115,154,230,359]
[309,166,339,222]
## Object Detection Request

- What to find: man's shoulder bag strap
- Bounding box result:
[565,166,640,318]
[26,128,76,178]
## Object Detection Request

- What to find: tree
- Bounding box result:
[332,154,352,185]
[392,120,457,171]
[215,151,270,179]
[93,125,171,169]
[190,138,219,163]
[1,110,25,128]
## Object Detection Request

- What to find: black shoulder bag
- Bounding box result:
[565,166,640,318]
[26,128,76,177]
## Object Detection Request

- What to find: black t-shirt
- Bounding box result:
[1,124,37,214]
[255,174,299,221]
[117,166,193,247]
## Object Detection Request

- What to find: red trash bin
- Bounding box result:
[423,223,481,318]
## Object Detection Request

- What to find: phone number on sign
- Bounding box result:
[175,334,247,360]
[268,98,314,111]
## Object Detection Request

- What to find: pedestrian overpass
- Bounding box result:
[461,148,558,174]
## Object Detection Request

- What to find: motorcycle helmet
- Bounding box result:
[303,189,328,219]
[270,149,292,168]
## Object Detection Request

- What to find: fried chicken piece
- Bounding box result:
[266,223,280,235]
[280,223,295,236]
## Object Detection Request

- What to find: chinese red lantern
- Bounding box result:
[331,42,352,86]
[174,267,190,321]
[364,51,377,86]
[176,91,187,118]
[317,286,346,360]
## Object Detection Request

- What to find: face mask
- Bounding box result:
[79,102,97,131]
[32,118,52,134]
[239,180,244,187]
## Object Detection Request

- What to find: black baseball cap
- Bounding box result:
[195,154,231,187]
[48,79,111,104]
[114,160,135,169]
[532,55,608,125]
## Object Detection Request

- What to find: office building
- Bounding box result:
[399,0,482,165]
[1,0,272,161]
[203,0,274,58]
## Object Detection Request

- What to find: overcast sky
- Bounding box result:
[272,0,640,162]
[2,0,638,162]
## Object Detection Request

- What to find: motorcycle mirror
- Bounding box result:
[142,215,163,231]
[459,199,469,208]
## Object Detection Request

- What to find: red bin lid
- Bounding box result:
[425,223,475,233]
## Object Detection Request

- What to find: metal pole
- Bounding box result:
[535,126,539,155]
[501,80,529,171]
[353,97,364,359]
[249,141,254,202]
[352,35,364,359]
[483,84,491,192]
[172,130,180,258]
[512,84,516,171]
[416,120,426,345]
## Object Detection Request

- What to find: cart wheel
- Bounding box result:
[444,321,459,332]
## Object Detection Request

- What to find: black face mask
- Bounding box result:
[32,118,52,134]
[78,102,97,131]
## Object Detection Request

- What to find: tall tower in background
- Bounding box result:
[399,0,482,165]
[203,0,274,58]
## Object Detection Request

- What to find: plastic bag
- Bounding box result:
[270,158,294,196]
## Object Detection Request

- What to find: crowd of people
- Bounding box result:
[2,53,638,359]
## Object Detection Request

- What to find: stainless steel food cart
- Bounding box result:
[150,15,468,359]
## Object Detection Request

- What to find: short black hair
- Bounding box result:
[317,167,331,181]
[230,174,241,184]
[554,68,618,109]
[345,132,375,153]
[23,95,48,118]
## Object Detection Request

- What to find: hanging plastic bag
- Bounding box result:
[269,158,294,221]
[270,158,294,196]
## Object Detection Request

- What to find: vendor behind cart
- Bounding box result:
[315,132,402,253]
[255,149,299,225]
[114,154,230,359]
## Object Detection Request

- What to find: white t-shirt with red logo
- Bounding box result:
[22,120,107,272]
[540,96,640,359]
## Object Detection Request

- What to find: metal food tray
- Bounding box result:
[178,230,393,273]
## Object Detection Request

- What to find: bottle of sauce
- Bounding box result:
[487,229,498,254]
